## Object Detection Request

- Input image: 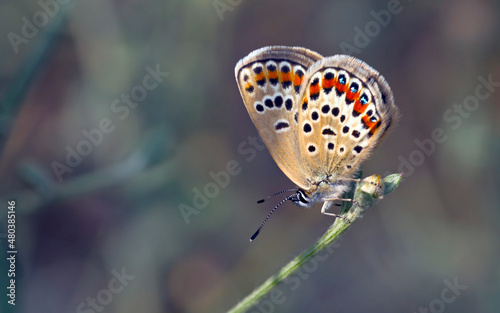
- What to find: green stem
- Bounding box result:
[227,173,402,313]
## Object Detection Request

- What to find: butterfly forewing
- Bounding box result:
[235,46,323,189]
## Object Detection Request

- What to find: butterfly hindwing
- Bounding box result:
[235,46,323,189]
[296,55,399,183]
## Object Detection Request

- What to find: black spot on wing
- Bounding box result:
[274,95,283,108]
[302,100,308,111]
[282,81,292,89]
[322,128,335,136]
[264,98,273,108]
[275,122,289,130]
[332,107,339,116]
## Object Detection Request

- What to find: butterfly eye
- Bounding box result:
[360,94,369,105]
[338,74,347,85]
[370,117,377,122]
[350,82,359,93]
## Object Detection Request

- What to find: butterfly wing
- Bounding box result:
[235,46,323,189]
[296,55,399,184]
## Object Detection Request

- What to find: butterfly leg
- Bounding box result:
[322,195,357,204]
[321,200,352,223]
[339,178,361,182]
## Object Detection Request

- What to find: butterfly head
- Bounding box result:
[290,189,314,208]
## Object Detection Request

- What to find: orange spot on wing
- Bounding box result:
[309,83,321,95]
[268,70,278,80]
[333,78,347,93]
[322,78,335,89]
[346,90,360,102]
[362,115,381,135]
[293,73,303,87]
[280,72,292,83]
[353,98,368,115]
[362,115,375,128]
[255,72,265,82]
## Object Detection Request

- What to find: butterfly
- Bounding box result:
[234,46,399,240]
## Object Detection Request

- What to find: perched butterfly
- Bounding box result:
[234,46,399,240]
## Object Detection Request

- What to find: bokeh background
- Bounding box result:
[1,0,500,312]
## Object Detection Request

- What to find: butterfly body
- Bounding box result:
[235,46,399,223]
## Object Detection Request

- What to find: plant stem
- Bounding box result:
[227,173,402,313]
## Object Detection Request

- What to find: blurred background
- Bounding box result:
[1,0,499,312]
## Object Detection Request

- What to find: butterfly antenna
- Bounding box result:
[257,189,298,204]
[250,194,294,242]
